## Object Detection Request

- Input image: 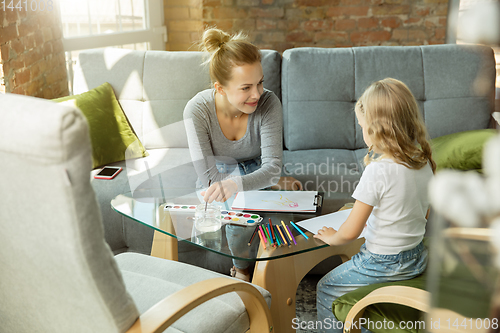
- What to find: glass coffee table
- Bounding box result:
[111,188,364,333]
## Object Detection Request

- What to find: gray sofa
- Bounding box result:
[74,44,496,274]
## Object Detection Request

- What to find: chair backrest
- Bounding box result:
[281,44,496,151]
[73,48,282,150]
[0,94,139,332]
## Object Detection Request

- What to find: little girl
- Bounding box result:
[314,78,436,333]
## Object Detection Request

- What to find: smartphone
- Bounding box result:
[94,166,122,180]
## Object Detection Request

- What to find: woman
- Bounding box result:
[184,28,301,281]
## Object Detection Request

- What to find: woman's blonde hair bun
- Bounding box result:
[202,28,232,53]
[199,27,261,86]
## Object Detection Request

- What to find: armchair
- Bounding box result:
[0,93,272,333]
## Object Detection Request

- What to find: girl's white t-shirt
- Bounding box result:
[352,158,433,255]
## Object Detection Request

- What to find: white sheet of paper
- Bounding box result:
[296,209,366,239]
[231,190,318,212]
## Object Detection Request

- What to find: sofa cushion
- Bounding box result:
[431,129,497,171]
[116,252,271,333]
[281,45,495,151]
[54,82,148,169]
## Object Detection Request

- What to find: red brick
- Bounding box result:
[21,34,36,50]
[262,32,286,42]
[335,19,356,31]
[434,27,446,40]
[4,8,18,24]
[408,29,427,41]
[415,7,431,16]
[286,8,324,20]
[233,19,256,31]
[439,18,447,26]
[286,31,313,43]
[381,17,401,29]
[372,5,410,16]
[424,0,447,3]
[434,4,449,16]
[10,39,26,54]
[403,17,422,26]
[1,24,19,41]
[1,45,10,62]
[351,30,391,43]
[287,19,300,31]
[237,0,260,5]
[392,29,408,40]
[202,0,221,6]
[203,20,234,31]
[249,8,284,18]
[262,0,274,4]
[296,0,339,6]
[358,17,378,29]
[34,30,43,46]
[24,49,43,67]
[41,42,54,57]
[303,20,334,32]
[424,19,436,28]
[11,86,27,95]
[257,18,277,30]
[14,68,30,86]
[327,6,369,17]
[42,87,54,99]
[314,31,348,43]
[213,8,247,19]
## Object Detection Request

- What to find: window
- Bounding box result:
[59,0,166,94]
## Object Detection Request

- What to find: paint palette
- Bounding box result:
[220,210,263,226]
[163,204,262,226]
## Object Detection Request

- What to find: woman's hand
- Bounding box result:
[314,226,337,245]
[202,179,238,203]
[271,176,303,191]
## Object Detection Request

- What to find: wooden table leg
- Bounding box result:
[150,207,178,261]
[252,238,364,333]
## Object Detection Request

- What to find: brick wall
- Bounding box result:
[0,4,68,98]
[164,0,204,51]
[165,0,448,53]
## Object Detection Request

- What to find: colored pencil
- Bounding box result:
[286,225,297,245]
[248,226,259,246]
[277,225,289,246]
[263,224,271,244]
[274,225,282,247]
[269,219,276,243]
[257,227,266,250]
[290,220,309,240]
[281,220,293,244]
[267,223,276,247]
[259,225,267,243]
[266,224,274,246]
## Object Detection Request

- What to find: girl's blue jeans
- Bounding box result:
[196,157,263,270]
[316,242,428,333]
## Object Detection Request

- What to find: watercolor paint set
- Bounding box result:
[163,204,263,226]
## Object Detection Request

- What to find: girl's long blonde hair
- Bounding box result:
[356,78,436,172]
[199,28,261,86]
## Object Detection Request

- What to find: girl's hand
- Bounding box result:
[314,226,337,245]
[202,179,238,203]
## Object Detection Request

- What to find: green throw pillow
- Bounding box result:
[431,129,497,172]
[54,82,148,169]
[333,275,427,333]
